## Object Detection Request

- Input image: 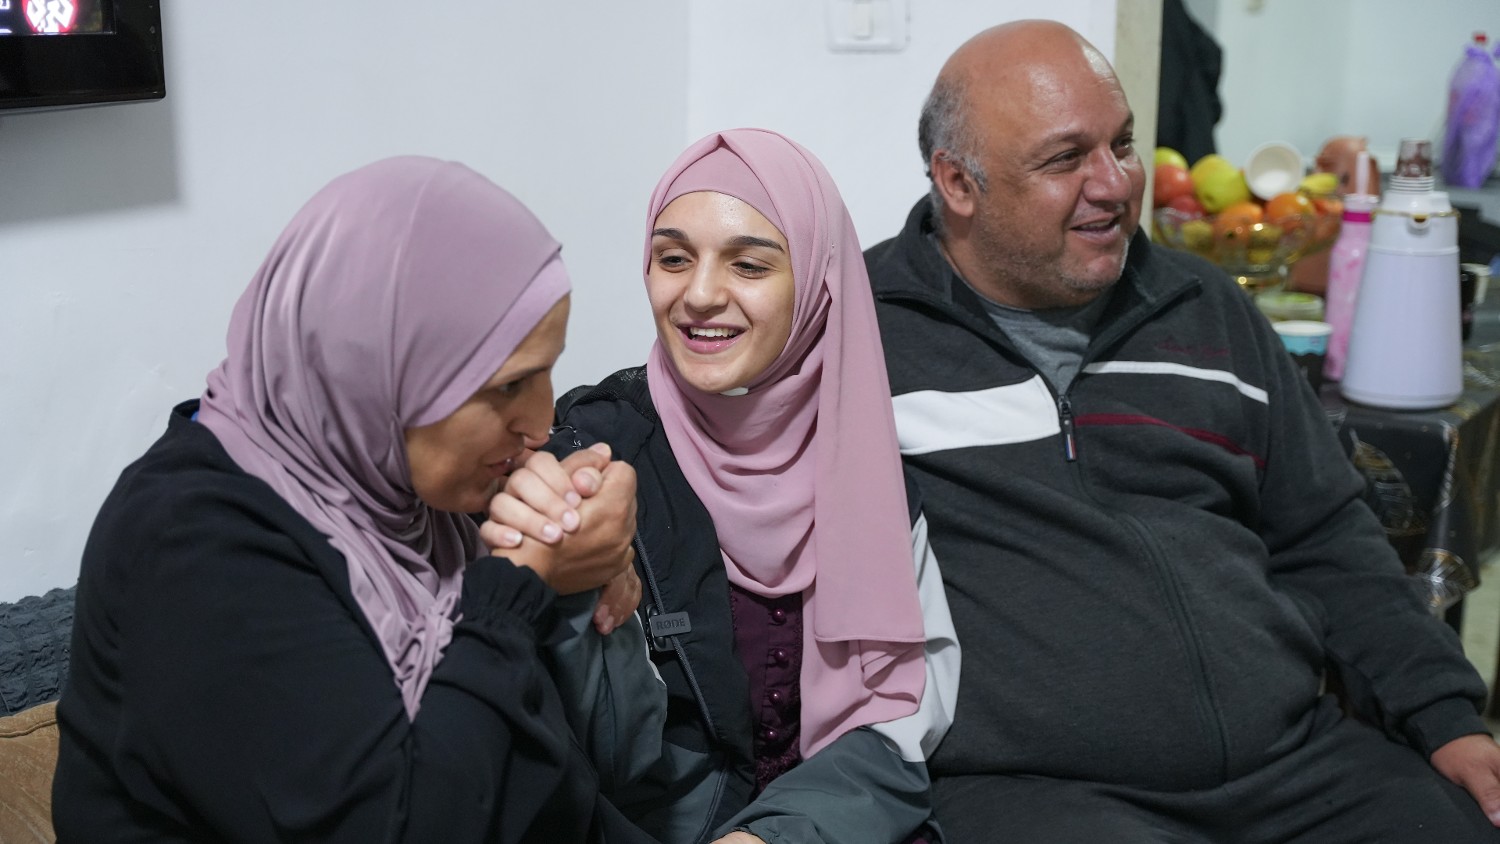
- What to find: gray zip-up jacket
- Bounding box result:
[863,198,1488,790]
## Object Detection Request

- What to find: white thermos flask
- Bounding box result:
[1340,139,1463,410]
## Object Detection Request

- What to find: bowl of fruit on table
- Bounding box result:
[1150,147,1342,294]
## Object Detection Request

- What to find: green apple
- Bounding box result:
[1189,154,1235,185]
[1180,219,1214,252]
[1154,147,1189,170]
[1190,155,1251,213]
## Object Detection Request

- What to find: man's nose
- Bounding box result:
[1084,148,1133,205]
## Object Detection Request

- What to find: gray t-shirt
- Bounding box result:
[931,234,1113,393]
[967,280,1113,395]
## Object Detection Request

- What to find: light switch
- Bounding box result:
[852,0,874,39]
[826,0,908,53]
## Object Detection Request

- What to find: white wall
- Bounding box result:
[1,1,1127,602]
[1204,0,1498,173]
[0,3,690,601]
[686,0,1123,247]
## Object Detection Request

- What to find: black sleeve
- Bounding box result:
[97,486,645,843]
[1253,309,1489,756]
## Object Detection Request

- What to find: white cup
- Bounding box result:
[1245,141,1304,201]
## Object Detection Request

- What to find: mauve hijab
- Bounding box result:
[644,130,925,755]
[198,156,569,719]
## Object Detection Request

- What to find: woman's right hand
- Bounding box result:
[480,447,638,598]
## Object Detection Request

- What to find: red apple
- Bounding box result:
[1153,163,1195,206]
[1165,193,1206,218]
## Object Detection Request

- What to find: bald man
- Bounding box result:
[864,20,1500,842]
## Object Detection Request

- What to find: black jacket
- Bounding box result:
[54,401,654,843]
[549,369,941,844]
[863,199,1489,790]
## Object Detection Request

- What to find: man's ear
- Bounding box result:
[930,151,978,220]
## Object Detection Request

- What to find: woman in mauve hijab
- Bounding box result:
[54,157,663,843]
[487,130,961,844]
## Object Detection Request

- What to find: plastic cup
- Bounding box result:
[1245,141,1304,201]
[1273,320,1333,392]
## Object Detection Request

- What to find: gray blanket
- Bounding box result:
[0,585,75,714]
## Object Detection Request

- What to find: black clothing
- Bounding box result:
[863,198,1492,834]
[549,369,940,844]
[1156,0,1223,163]
[54,401,653,844]
[934,698,1496,843]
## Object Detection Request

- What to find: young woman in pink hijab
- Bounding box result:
[54,157,663,843]
[488,129,961,844]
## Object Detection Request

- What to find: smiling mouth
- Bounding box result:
[1071,217,1129,245]
[679,325,744,353]
[1073,215,1120,232]
[686,326,742,339]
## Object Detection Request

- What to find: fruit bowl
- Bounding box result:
[1151,204,1341,294]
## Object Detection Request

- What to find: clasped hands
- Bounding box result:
[479,441,641,635]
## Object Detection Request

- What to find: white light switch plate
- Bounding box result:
[826,0,909,53]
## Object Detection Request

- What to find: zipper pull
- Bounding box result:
[1058,395,1078,462]
[548,424,584,449]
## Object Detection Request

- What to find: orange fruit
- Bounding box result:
[1212,201,1263,239]
[1311,195,1344,218]
[1263,192,1314,225]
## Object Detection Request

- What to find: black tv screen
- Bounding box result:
[0,0,164,112]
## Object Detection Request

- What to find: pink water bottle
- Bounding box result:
[1323,149,1378,381]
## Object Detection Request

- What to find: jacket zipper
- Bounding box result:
[1052,380,1228,779]
[1117,511,1231,781]
[1058,394,1078,462]
[1052,423,1229,779]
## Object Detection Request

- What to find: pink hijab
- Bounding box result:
[198,156,569,719]
[644,130,925,755]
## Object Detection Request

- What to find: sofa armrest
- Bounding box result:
[0,700,59,843]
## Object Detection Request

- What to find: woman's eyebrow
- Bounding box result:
[486,364,545,387]
[727,235,785,252]
[651,229,785,254]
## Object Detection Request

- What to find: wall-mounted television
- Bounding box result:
[0,0,164,113]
